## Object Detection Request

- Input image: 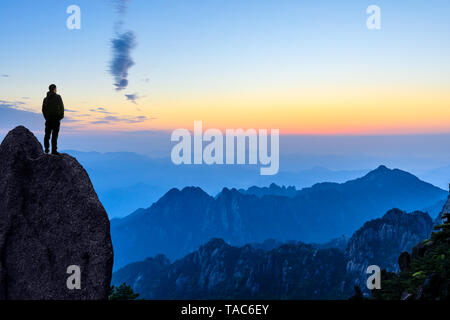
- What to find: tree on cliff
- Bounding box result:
[109,283,139,300]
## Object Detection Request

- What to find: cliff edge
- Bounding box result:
[0,126,113,299]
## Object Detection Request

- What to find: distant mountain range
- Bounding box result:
[111,165,447,270]
[238,183,298,198]
[112,208,434,299]
[63,150,369,218]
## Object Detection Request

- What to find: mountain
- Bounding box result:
[64,150,368,218]
[345,209,433,292]
[112,208,434,299]
[0,127,113,299]
[112,239,350,299]
[111,166,446,269]
[312,235,349,251]
[111,187,214,269]
[238,183,297,198]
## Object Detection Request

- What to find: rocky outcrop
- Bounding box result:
[0,126,113,300]
[345,209,433,290]
[373,202,450,300]
[435,188,450,225]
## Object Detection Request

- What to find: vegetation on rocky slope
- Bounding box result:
[372,213,450,300]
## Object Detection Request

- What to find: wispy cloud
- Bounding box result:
[91,120,111,124]
[1,74,10,78]
[125,93,139,104]
[112,0,131,15]
[0,99,26,109]
[91,114,148,124]
[90,107,115,114]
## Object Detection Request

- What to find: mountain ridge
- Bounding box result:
[111,166,446,269]
[112,208,434,299]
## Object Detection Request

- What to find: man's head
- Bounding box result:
[49,84,57,93]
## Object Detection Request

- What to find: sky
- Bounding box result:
[1,0,449,133]
[0,0,450,183]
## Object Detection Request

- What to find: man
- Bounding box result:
[42,84,64,155]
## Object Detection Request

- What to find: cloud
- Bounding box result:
[0,100,43,130]
[0,100,26,108]
[91,114,148,124]
[0,100,83,131]
[109,0,137,92]
[1,74,10,78]
[125,93,139,104]
[90,107,115,114]
[62,118,82,123]
[112,0,131,15]
[110,31,136,91]
[91,120,111,124]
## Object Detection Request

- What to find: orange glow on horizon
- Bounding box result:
[55,84,450,135]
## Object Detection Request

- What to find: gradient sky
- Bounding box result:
[1,0,450,135]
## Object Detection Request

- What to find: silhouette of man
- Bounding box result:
[42,84,64,155]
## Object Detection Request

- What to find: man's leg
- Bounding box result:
[51,121,60,153]
[44,120,51,153]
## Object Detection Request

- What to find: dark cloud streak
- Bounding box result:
[109,0,137,92]
[110,31,136,91]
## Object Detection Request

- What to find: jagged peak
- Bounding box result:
[155,186,211,206]
[199,238,229,252]
[218,187,241,198]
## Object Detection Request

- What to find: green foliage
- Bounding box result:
[372,217,450,300]
[109,283,140,300]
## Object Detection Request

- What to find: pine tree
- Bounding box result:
[109,283,140,300]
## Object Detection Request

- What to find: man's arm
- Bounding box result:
[42,98,48,119]
[58,95,64,120]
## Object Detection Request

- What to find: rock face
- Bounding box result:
[435,188,450,225]
[373,200,450,300]
[345,209,433,290]
[0,126,113,300]
[112,238,350,299]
